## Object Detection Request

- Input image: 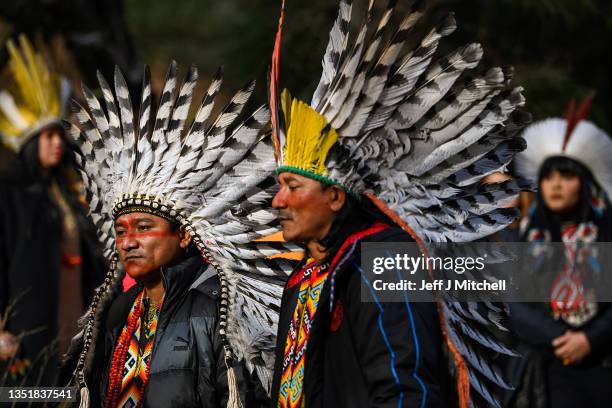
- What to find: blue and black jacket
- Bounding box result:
[270,225,451,408]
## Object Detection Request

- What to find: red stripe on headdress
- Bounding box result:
[269,0,286,160]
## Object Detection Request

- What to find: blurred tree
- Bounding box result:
[426,0,612,131]
[124,0,611,131]
[0,0,609,131]
[0,0,141,91]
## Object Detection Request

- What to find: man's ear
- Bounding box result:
[178,226,193,249]
[326,185,347,212]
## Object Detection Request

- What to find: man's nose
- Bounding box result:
[272,189,286,209]
[119,234,139,250]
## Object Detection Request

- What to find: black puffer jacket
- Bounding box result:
[89,256,265,407]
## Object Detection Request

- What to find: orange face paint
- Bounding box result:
[114,212,183,280]
[115,214,179,243]
[115,230,179,245]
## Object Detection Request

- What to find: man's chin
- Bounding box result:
[280,229,298,243]
[124,263,160,281]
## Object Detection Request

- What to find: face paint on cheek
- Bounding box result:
[115,230,180,245]
[115,213,180,243]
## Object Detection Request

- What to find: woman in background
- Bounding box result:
[509,98,612,408]
[0,36,105,387]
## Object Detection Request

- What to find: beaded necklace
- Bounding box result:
[105,290,162,408]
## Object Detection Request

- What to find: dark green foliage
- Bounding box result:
[123,0,610,132]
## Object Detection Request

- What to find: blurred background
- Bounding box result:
[0,0,610,132]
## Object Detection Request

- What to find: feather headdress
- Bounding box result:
[270,1,530,407]
[70,63,297,405]
[0,35,70,152]
[515,94,612,199]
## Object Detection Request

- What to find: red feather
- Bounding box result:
[562,91,595,152]
[269,0,286,160]
[562,98,576,152]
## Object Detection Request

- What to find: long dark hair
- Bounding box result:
[524,155,610,241]
[18,126,87,213]
[318,188,392,262]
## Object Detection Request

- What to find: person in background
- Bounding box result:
[482,171,522,242]
[0,35,105,387]
[509,96,612,408]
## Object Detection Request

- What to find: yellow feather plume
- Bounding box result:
[0,34,63,152]
[280,89,338,181]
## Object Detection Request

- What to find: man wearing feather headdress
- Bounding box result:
[268,1,530,407]
[83,209,238,408]
[65,61,298,407]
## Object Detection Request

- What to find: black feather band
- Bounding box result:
[112,195,188,223]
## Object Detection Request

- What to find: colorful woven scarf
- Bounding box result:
[548,222,598,325]
[105,290,162,408]
[278,260,330,408]
[277,222,390,408]
[525,182,608,326]
[526,221,599,327]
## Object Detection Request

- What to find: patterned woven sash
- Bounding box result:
[106,290,162,408]
[278,260,330,408]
